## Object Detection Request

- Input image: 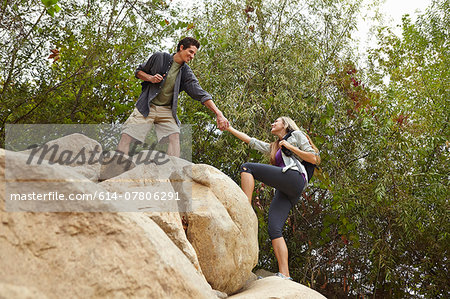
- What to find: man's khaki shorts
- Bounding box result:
[122,105,180,143]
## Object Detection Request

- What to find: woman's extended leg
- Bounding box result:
[239,162,305,278]
[268,190,294,278]
[272,237,290,277]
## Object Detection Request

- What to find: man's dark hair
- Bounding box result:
[177,37,200,52]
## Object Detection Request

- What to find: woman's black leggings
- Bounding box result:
[240,162,305,240]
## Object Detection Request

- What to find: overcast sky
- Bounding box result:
[356,0,431,50]
[170,0,432,54]
[381,0,431,25]
[171,0,431,43]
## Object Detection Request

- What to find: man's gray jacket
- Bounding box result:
[135,52,212,125]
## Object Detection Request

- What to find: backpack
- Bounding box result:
[281,130,316,182]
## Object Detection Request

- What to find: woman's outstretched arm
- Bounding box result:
[226,126,251,144]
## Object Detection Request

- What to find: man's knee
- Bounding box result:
[160,133,179,144]
[120,133,134,143]
[168,133,179,142]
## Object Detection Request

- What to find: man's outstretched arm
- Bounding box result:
[203,99,229,131]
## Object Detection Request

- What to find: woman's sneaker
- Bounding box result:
[275,272,293,281]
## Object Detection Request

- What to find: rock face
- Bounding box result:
[1,133,327,298]
[99,155,259,294]
[4,150,115,212]
[181,164,259,294]
[146,211,203,275]
[0,149,216,299]
[229,276,327,299]
[99,154,203,275]
[0,210,217,298]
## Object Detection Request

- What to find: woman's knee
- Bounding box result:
[268,193,292,240]
[268,222,283,240]
[240,162,253,174]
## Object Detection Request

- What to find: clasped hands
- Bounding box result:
[216,113,229,131]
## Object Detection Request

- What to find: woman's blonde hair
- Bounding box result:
[269,117,321,165]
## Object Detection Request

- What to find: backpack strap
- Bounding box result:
[283,130,316,182]
[301,160,315,183]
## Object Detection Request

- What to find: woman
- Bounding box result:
[226,116,320,280]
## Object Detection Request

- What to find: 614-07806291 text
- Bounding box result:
[97,191,181,201]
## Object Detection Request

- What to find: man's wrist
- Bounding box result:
[205,100,221,115]
[215,110,224,117]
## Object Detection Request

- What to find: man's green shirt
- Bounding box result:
[152,61,181,106]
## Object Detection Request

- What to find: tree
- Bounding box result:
[361,0,449,296]
[0,0,180,146]
[183,0,448,297]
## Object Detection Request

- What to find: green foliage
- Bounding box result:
[184,0,448,297]
[41,0,60,17]
[182,0,360,172]
[0,0,180,144]
[360,1,449,296]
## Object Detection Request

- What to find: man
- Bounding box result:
[118,37,229,157]
[99,37,228,181]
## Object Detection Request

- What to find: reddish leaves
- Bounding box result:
[48,48,60,62]
[394,114,409,127]
[244,5,254,23]
[187,23,195,31]
[332,64,371,118]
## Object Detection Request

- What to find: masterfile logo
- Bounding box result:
[4,124,192,213]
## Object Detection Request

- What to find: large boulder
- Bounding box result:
[100,155,260,295]
[3,150,114,212]
[0,149,217,298]
[0,211,217,298]
[99,154,203,275]
[180,164,259,294]
[229,276,327,299]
